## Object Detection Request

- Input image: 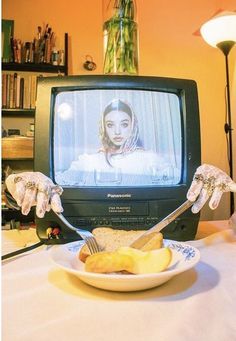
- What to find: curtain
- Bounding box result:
[53,89,182,173]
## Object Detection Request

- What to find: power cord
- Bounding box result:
[2,240,44,261]
[2,189,45,260]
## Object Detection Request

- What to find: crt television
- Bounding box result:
[34,75,201,244]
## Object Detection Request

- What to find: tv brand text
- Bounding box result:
[107,193,132,198]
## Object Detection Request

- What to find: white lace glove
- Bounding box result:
[5,172,64,218]
[187,164,236,213]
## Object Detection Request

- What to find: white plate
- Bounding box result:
[50,240,200,292]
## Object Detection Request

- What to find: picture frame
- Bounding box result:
[2,19,14,62]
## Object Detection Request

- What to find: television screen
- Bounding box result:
[54,89,182,187]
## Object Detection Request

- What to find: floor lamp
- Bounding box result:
[200,11,236,216]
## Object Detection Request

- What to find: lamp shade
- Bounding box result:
[200,11,236,47]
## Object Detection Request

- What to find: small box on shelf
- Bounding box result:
[2,136,34,159]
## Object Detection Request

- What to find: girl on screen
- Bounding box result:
[99,99,143,162]
[54,98,176,186]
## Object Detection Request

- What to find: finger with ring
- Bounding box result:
[21,182,37,215]
[51,185,63,196]
[14,176,24,184]
[36,184,51,218]
[191,188,210,213]
[194,174,205,183]
[209,187,224,210]
[187,176,204,202]
[51,193,64,214]
[37,188,51,197]
[14,179,28,206]
[202,176,216,196]
[216,183,229,192]
[25,181,37,190]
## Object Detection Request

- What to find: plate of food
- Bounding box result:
[49,228,200,292]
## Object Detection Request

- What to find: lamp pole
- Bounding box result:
[217,41,235,215]
[200,11,236,216]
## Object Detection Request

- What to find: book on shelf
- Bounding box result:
[15,74,21,108]
[19,77,24,109]
[23,76,30,109]
[2,19,14,63]
[9,73,14,108]
[2,73,7,107]
[2,72,39,110]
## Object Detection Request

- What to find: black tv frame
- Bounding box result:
[34,75,201,244]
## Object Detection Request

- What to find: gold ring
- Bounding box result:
[14,176,23,183]
[25,181,36,190]
[37,188,51,197]
[203,176,216,196]
[194,174,204,182]
[216,183,229,192]
[51,185,63,196]
[203,176,216,185]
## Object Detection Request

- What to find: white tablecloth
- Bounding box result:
[2,221,236,341]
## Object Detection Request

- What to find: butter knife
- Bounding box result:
[130,200,194,250]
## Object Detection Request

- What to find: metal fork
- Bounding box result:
[4,190,100,255]
[55,212,100,254]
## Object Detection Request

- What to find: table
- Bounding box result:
[2,221,236,341]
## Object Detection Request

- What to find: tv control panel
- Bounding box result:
[69,216,160,228]
[35,200,200,243]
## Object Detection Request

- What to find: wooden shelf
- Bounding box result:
[2,33,68,75]
[2,32,68,224]
[2,62,66,74]
[2,109,35,117]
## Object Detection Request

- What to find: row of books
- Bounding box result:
[2,72,40,109]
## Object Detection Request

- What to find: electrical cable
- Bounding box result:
[1,240,44,261]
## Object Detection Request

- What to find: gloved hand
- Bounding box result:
[187,164,236,213]
[5,172,64,218]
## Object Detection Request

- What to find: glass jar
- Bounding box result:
[103,0,139,75]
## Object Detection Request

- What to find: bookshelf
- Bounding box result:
[2,33,68,161]
[2,33,68,225]
[2,108,35,117]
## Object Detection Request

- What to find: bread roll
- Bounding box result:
[78,227,163,262]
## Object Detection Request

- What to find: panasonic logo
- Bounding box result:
[107,193,132,198]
